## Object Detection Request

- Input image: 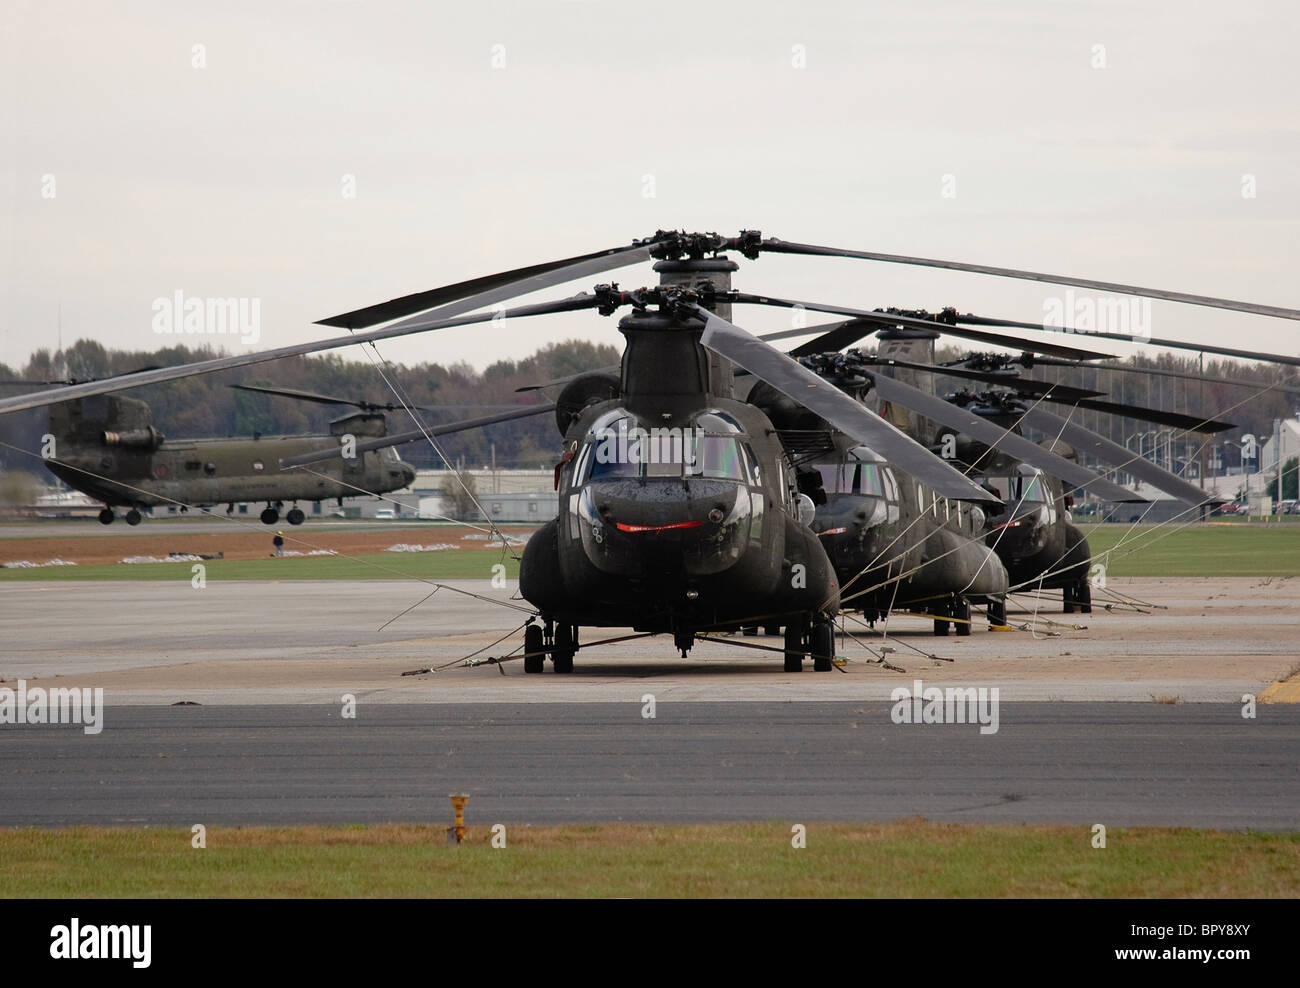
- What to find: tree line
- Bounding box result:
[0,336,1295,480]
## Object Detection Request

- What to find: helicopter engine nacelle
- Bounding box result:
[555,373,620,437]
[101,426,164,450]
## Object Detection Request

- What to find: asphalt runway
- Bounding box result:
[2,578,1297,830]
[1,703,1296,829]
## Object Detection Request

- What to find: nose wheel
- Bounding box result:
[98,508,114,525]
[286,507,305,526]
[810,620,835,671]
[933,597,971,636]
[524,625,545,674]
[125,509,142,526]
[551,623,576,674]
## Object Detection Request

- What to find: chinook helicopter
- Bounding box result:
[784,334,1239,614]
[2,229,1297,672]
[5,380,549,526]
[30,389,416,526]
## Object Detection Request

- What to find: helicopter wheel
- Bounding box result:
[551,624,575,674]
[810,621,834,672]
[260,507,279,525]
[97,508,114,525]
[783,621,805,672]
[524,625,544,674]
[988,598,1007,626]
[954,598,972,637]
[286,507,305,526]
[125,509,142,526]
[1063,590,1076,614]
[742,626,759,637]
[764,624,781,636]
[1076,578,1092,614]
[933,600,952,636]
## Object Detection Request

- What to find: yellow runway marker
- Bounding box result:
[1260,672,1300,704]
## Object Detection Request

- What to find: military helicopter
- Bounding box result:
[743,370,1011,636]
[5,380,547,526]
[3,229,1297,672]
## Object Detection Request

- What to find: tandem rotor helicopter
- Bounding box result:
[2,229,1297,672]
[0,376,550,526]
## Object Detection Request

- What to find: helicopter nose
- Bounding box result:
[400,463,416,487]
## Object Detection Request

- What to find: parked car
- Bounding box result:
[374,509,396,520]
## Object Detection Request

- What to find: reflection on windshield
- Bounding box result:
[586,432,754,482]
[815,461,885,496]
[977,472,1048,503]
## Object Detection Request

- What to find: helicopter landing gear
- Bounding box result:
[125,509,142,526]
[260,506,279,525]
[784,616,808,672]
[933,599,952,637]
[988,598,1008,627]
[954,598,972,637]
[810,619,835,672]
[551,622,576,674]
[764,624,781,636]
[524,624,544,674]
[1064,578,1092,614]
[286,507,305,526]
[97,508,114,525]
[673,628,694,658]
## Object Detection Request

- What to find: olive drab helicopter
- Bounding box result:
[742,367,1012,636]
[6,379,553,526]
[3,229,1298,672]
[34,389,415,526]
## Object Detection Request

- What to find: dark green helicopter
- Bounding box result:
[3,229,1297,670]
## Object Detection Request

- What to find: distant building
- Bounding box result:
[1261,417,1300,474]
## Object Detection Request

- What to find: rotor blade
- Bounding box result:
[874,358,1105,403]
[786,320,880,358]
[0,294,602,417]
[279,404,557,468]
[231,384,368,407]
[731,293,1117,360]
[884,359,1235,430]
[1066,397,1234,433]
[953,314,1300,367]
[858,368,1147,502]
[752,318,880,358]
[691,306,999,504]
[1028,356,1300,399]
[1022,408,1222,509]
[0,365,163,387]
[515,365,620,393]
[758,238,1300,322]
[230,383,436,413]
[317,242,655,329]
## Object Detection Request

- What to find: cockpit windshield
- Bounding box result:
[582,412,755,483]
[815,461,885,496]
[978,470,1048,504]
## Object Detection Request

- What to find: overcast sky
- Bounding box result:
[3,0,1297,376]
